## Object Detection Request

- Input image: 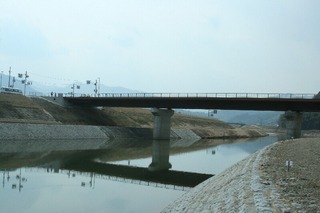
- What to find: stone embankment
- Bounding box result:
[0,122,268,142]
[162,138,320,212]
[0,123,201,141]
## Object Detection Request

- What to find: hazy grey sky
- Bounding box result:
[1,0,320,93]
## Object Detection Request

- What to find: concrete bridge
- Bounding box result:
[45,92,320,171]
[48,92,320,139]
[64,93,319,111]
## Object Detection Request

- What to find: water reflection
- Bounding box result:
[2,169,27,192]
[149,140,171,171]
[0,135,282,213]
[111,134,284,174]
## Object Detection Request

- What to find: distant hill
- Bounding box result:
[216,110,281,126]
[176,109,281,126]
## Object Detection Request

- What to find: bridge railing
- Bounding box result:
[65,92,316,99]
[24,167,190,191]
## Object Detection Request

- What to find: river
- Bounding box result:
[0,135,282,213]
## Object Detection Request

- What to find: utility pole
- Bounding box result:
[87,78,101,97]
[71,83,80,97]
[0,71,3,88]
[12,77,16,87]
[23,71,29,95]
[19,71,31,95]
[8,67,11,87]
[98,77,100,97]
[94,80,98,97]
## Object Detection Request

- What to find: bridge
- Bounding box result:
[63,92,320,112]
[43,92,320,171]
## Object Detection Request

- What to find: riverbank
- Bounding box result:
[0,94,268,139]
[0,122,268,141]
[0,123,206,141]
[162,137,320,212]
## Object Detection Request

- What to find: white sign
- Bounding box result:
[285,160,293,166]
[285,160,293,171]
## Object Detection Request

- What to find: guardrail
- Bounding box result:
[61,92,317,99]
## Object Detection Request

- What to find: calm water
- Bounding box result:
[0,135,281,213]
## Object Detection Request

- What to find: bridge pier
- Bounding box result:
[151,108,174,140]
[284,111,302,139]
[148,108,174,171]
[148,140,172,171]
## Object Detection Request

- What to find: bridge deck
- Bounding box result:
[64,93,320,112]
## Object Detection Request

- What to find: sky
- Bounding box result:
[1,0,320,93]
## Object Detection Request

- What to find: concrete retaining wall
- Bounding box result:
[0,123,198,141]
[0,123,108,140]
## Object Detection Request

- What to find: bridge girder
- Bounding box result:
[64,97,320,112]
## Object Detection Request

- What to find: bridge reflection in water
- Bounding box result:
[61,139,213,188]
[0,138,214,192]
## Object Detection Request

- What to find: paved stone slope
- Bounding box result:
[162,138,320,212]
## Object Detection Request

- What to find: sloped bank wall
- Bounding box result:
[0,123,193,141]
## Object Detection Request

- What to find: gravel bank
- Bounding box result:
[162,138,320,212]
[260,138,320,212]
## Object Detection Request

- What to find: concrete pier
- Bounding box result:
[148,108,174,171]
[151,108,174,140]
[148,140,172,171]
[284,111,302,139]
